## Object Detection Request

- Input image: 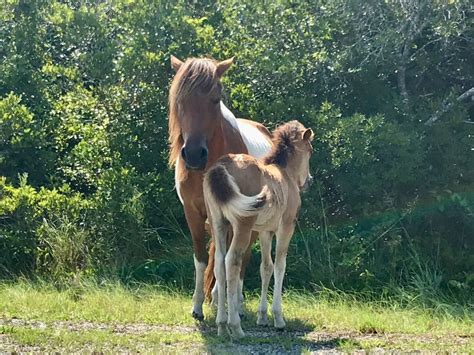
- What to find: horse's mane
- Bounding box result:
[168,58,220,167]
[263,120,304,168]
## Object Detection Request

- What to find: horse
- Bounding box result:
[203,120,314,338]
[168,56,273,320]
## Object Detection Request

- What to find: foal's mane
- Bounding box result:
[263,120,304,168]
[168,58,220,167]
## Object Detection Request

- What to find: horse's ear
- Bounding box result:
[303,128,314,141]
[216,57,235,77]
[171,55,184,72]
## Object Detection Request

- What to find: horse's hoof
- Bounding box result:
[192,311,204,321]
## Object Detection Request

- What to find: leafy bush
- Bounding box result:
[0,0,472,301]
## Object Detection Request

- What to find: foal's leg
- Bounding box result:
[211,219,229,337]
[226,221,254,338]
[184,204,207,321]
[238,231,259,317]
[272,223,294,329]
[257,231,273,326]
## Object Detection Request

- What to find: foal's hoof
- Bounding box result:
[192,311,204,321]
[217,323,227,337]
[227,324,245,339]
[256,312,269,326]
[274,318,286,330]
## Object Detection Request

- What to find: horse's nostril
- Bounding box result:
[181,147,187,160]
[200,147,208,159]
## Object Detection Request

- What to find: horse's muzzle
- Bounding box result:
[181,140,208,171]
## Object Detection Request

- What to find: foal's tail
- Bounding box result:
[205,164,269,219]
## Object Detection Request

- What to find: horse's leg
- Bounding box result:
[225,221,254,339]
[184,204,207,321]
[272,223,294,330]
[210,217,229,336]
[257,231,273,326]
[238,230,258,317]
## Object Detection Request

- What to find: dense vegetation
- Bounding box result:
[1,0,473,305]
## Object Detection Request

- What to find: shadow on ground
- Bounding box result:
[195,307,351,353]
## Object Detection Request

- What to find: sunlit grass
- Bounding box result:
[276,289,473,336]
[1,327,210,353]
[0,280,472,352]
[0,280,472,334]
[0,280,193,326]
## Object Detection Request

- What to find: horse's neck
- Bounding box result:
[281,165,301,195]
[220,101,239,130]
[207,103,246,164]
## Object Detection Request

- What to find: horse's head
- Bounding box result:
[169,56,234,170]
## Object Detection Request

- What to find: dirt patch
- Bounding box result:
[0,317,471,354]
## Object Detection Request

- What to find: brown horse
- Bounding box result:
[168,56,272,320]
[204,120,314,338]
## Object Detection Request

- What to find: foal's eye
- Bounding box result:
[211,98,221,105]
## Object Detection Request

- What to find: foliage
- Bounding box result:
[0,0,473,300]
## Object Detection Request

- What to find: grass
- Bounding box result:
[0,280,472,352]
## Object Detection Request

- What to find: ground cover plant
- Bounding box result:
[0,281,472,352]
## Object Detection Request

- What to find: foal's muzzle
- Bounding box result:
[181,137,208,170]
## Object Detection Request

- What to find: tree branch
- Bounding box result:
[397,41,411,112]
[424,87,474,126]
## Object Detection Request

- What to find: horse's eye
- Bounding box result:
[211,98,220,105]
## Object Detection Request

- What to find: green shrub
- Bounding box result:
[0,0,472,302]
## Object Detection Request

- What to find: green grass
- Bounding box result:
[0,280,472,352]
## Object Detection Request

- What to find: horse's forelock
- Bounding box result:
[175,58,219,101]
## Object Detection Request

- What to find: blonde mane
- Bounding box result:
[168,58,220,167]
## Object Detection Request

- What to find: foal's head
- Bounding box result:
[169,56,234,170]
[264,120,314,190]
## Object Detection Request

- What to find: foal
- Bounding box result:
[204,120,313,338]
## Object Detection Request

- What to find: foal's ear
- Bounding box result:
[171,55,184,72]
[216,57,235,77]
[303,128,314,141]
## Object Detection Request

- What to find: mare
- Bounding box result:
[168,56,272,320]
[203,120,314,338]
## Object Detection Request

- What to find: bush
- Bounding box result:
[0,1,472,301]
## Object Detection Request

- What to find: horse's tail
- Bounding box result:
[205,164,269,219]
[204,240,216,303]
